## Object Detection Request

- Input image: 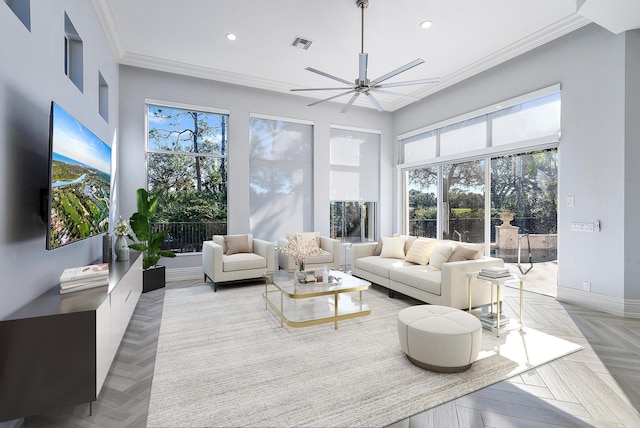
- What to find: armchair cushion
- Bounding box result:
[223,253,267,272]
[224,234,251,255]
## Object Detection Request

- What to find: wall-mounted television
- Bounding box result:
[45,102,111,250]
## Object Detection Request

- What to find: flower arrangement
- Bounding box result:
[279,233,322,270]
[114,216,130,237]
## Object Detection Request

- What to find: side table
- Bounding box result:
[466,271,524,336]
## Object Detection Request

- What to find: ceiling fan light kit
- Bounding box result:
[291,0,439,113]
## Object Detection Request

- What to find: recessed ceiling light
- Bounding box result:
[225,33,237,41]
[420,20,433,29]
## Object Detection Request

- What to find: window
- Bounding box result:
[249,115,313,243]
[407,166,438,238]
[440,116,487,157]
[146,102,228,253]
[64,13,83,92]
[400,86,560,260]
[329,126,379,242]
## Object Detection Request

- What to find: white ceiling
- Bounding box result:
[91,0,640,112]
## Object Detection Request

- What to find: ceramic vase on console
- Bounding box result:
[115,235,130,261]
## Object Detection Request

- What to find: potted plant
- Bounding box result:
[128,188,176,292]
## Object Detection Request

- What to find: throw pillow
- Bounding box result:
[403,236,417,255]
[224,234,251,255]
[379,236,407,259]
[428,244,455,270]
[404,238,439,265]
[448,245,480,262]
[297,232,319,249]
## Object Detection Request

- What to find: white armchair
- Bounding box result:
[203,234,274,291]
[278,233,340,272]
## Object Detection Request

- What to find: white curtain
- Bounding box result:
[329,127,380,202]
[249,116,313,243]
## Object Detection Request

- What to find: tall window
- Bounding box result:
[146,102,228,253]
[329,127,379,242]
[249,115,313,243]
[400,85,560,260]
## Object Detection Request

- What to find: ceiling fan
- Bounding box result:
[291,0,440,113]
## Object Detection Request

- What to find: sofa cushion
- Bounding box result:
[380,236,407,259]
[429,243,455,270]
[404,238,439,265]
[448,245,480,262]
[223,253,266,272]
[390,265,441,296]
[355,256,411,279]
[224,234,251,255]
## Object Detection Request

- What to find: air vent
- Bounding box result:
[291,37,312,50]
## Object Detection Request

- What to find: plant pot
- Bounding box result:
[143,265,166,293]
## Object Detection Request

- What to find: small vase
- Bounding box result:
[115,235,130,261]
[296,261,306,283]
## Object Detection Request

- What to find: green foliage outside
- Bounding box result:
[147,106,228,227]
[408,149,558,234]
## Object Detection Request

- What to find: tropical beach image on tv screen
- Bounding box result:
[48,102,111,250]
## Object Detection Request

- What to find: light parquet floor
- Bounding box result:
[23,277,640,428]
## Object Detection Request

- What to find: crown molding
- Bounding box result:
[91,0,126,60]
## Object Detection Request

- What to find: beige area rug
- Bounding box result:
[147,283,581,427]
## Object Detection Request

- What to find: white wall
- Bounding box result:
[118,66,395,271]
[394,24,640,315]
[0,1,119,320]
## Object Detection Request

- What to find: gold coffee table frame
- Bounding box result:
[263,270,371,329]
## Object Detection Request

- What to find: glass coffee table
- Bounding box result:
[263,269,371,329]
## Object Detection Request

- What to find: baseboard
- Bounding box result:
[556,286,640,318]
[166,267,203,283]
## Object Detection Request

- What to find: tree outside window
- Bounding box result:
[146,104,228,252]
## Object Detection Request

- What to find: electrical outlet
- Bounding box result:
[583,282,591,292]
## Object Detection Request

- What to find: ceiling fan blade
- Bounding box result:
[341,93,361,113]
[307,90,356,107]
[372,89,421,102]
[305,67,354,86]
[359,53,368,85]
[365,92,384,112]
[375,78,440,88]
[291,86,354,92]
[369,58,425,87]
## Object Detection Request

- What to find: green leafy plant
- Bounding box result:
[128,188,176,269]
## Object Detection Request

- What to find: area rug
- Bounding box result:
[146,283,581,427]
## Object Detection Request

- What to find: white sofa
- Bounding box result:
[278,233,341,272]
[352,236,504,309]
[203,234,275,291]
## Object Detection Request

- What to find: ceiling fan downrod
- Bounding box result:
[357,0,368,54]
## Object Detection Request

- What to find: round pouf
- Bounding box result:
[397,305,482,373]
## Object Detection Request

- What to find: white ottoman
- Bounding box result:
[397,305,482,373]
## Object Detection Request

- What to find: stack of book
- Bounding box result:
[479,313,510,330]
[59,263,110,294]
[477,267,512,281]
